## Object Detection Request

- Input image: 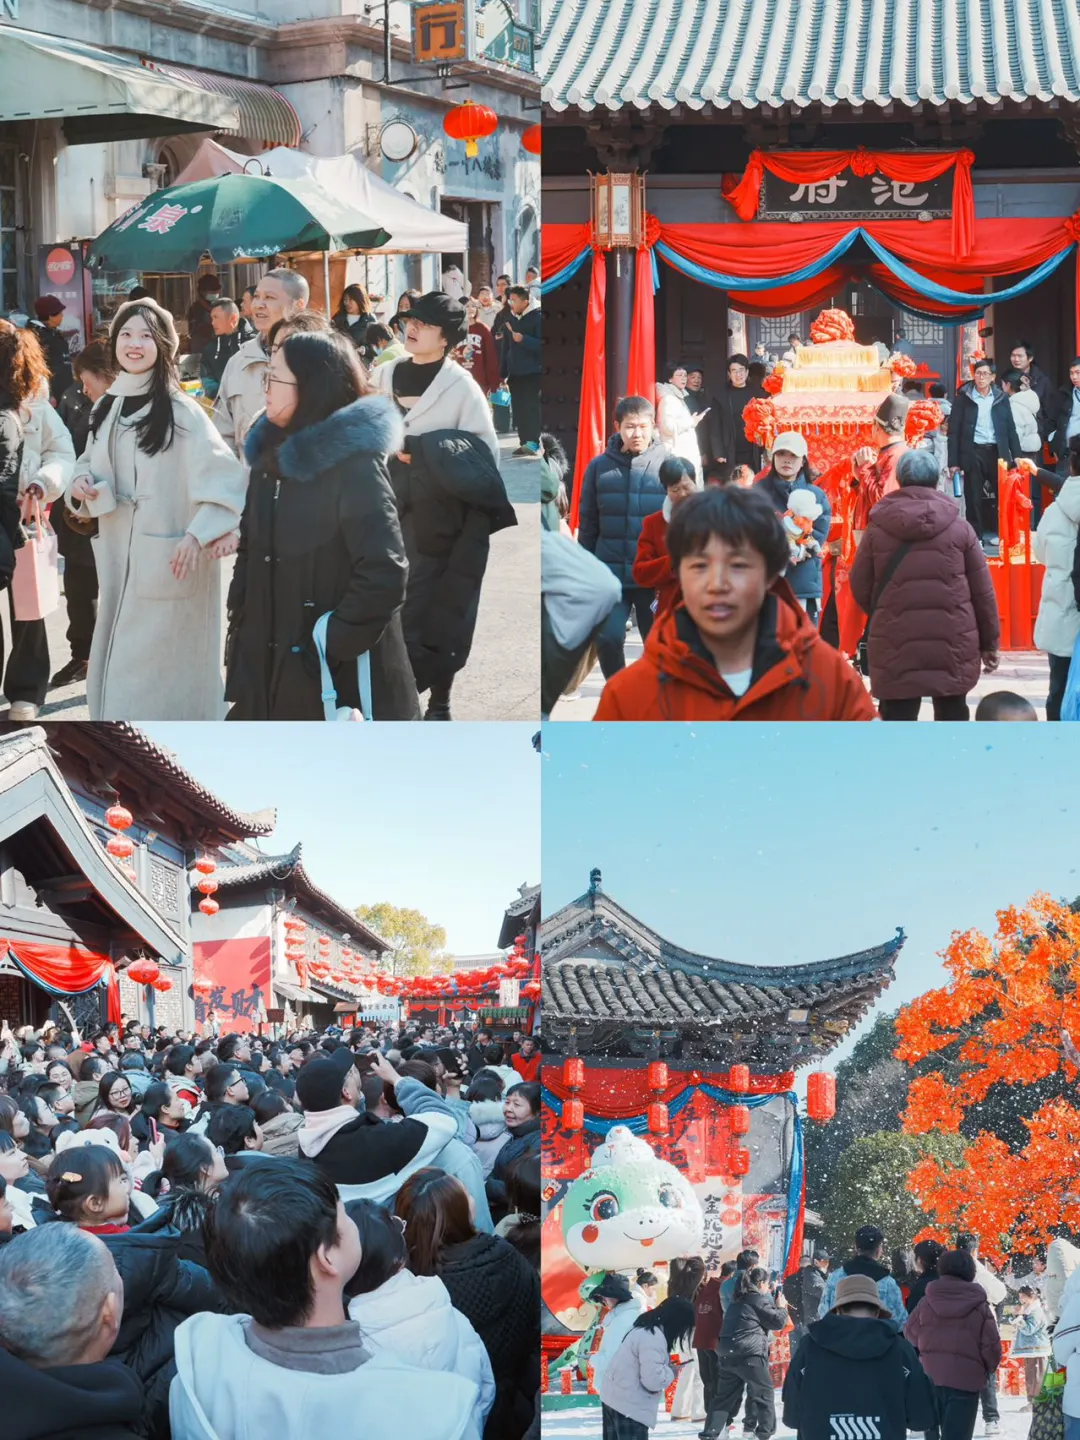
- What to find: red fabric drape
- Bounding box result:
[542,1065,795,1113]
[105,962,121,1026]
[626,245,656,404]
[6,939,112,994]
[724,149,976,258]
[542,222,592,281]
[569,253,607,530]
[786,1166,807,1277]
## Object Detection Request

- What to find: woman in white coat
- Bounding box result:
[66,299,246,720]
[655,362,703,473]
[344,1199,495,1435]
[1033,434,1080,718]
[375,290,511,720]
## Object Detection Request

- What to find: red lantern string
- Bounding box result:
[199,897,219,917]
[105,804,133,832]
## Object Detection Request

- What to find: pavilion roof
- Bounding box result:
[540,0,1080,113]
[541,874,902,1066]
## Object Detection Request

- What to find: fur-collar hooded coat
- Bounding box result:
[225,394,421,721]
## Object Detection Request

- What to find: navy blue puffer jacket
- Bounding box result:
[578,435,667,584]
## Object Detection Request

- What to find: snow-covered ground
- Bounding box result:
[543,1392,1035,1438]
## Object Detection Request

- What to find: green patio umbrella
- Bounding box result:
[87,171,391,271]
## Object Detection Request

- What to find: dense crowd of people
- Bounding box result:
[583,1219,1079,1440]
[541,333,1080,723]
[0,1010,541,1440]
[0,264,541,721]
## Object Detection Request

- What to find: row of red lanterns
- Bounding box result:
[442,101,540,158]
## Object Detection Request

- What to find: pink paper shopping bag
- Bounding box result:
[12,504,61,622]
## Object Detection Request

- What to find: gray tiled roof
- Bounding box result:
[540,0,1080,112]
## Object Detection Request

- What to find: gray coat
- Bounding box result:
[599,1324,675,1428]
[578,435,667,585]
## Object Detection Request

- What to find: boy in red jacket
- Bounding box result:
[511,1035,540,1083]
[632,455,699,620]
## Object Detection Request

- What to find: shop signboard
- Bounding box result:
[760,169,952,223]
[498,976,520,1008]
[37,242,90,355]
[412,0,474,62]
[477,1,534,72]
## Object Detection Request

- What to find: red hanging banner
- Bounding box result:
[626,236,656,407]
[569,251,607,531]
[6,939,113,994]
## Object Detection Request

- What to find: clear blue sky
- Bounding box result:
[141,724,540,955]
[541,724,1080,1064]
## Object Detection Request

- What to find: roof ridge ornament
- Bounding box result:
[588,867,602,898]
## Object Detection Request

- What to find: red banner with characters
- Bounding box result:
[193,937,270,1034]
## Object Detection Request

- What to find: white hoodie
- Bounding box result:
[170,1312,481,1440]
[469,1098,511,1178]
[348,1270,495,1431]
[1009,386,1042,454]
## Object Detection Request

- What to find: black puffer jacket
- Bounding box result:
[438,1231,540,1440]
[394,429,517,692]
[486,1117,541,1210]
[1,1345,145,1440]
[718,1286,787,1362]
[0,404,24,585]
[578,435,666,584]
[226,396,420,721]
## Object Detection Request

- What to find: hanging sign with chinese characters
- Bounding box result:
[760,167,953,222]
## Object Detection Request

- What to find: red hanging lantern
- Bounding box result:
[195,856,216,875]
[152,975,172,993]
[197,878,218,896]
[729,1145,751,1176]
[648,1102,669,1135]
[647,1061,668,1091]
[562,1098,584,1131]
[199,897,220,917]
[521,980,541,1002]
[806,1071,837,1122]
[126,959,160,986]
[722,1207,742,1226]
[728,1064,750,1093]
[107,834,135,861]
[443,99,498,158]
[105,803,132,831]
[562,1057,585,1089]
[521,123,541,155]
[192,980,213,998]
[728,1104,751,1136]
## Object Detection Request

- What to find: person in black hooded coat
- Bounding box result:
[225,329,420,721]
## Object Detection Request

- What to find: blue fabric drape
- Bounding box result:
[655,232,863,291]
[541,248,591,294]
[859,231,1075,308]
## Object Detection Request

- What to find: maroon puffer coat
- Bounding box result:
[849,486,1000,701]
[904,1275,1001,1392]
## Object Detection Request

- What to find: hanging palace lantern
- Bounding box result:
[728,1064,750,1093]
[105,803,132,832]
[806,1071,837,1122]
[647,1061,668,1091]
[728,1104,751,1136]
[107,835,135,861]
[562,1098,584,1131]
[729,1145,751,1176]
[126,958,160,986]
[199,897,220,917]
[443,99,498,158]
[152,975,172,993]
[522,124,541,155]
[197,878,218,896]
[195,856,216,876]
[647,1102,669,1135]
[562,1057,585,1089]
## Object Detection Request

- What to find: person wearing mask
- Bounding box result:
[579,395,668,677]
[656,362,704,472]
[500,286,541,457]
[850,447,1000,720]
[818,1225,907,1325]
[711,353,767,476]
[225,329,418,721]
[594,486,877,721]
[375,291,512,722]
[755,432,831,624]
[171,1160,481,1440]
[948,359,1021,546]
[784,1274,935,1440]
[199,299,243,399]
[332,284,375,358]
[28,296,74,403]
[64,299,245,720]
[214,268,310,456]
[1034,434,1080,718]
[632,455,699,621]
[368,322,408,368]
[701,1267,787,1440]
[905,1248,1002,1440]
[395,1167,538,1440]
[186,274,223,356]
[0,1224,145,1440]
[51,340,115,690]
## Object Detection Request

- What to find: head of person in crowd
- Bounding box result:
[33,295,66,331]
[264,309,330,356]
[210,298,240,337]
[240,284,258,320]
[395,1168,475,1277]
[939,1247,978,1283]
[503,1080,540,1131]
[728,463,756,487]
[667,485,789,648]
[0,1131,30,1186]
[262,329,366,434]
[855,1224,886,1261]
[205,1159,361,1327]
[871,393,910,450]
[914,1238,945,1277]
[396,289,420,315]
[1009,342,1036,376]
[593,1271,633,1311]
[475,284,495,308]
[46,1143,128,1228]
[0,318,50,412]
[971,358,995,397]
[727,353,750,390]
[145,1131,228,1209]
[495,274,511,300]
[614,394,656,456]
[632,1295,696,1349]
[503,1153,541,1268]
[402,291,469,363]
[336,284,372,322]
[98,299,180,457]
[659,454,699,512]
[250,267,310,341]
[0,1225,127,1368]
[252,1089,289,1127]
[71,338,118,405]
[166,1043,200,1083]
[45,1059,73,1094]
[686,366,704,393]
[365,323,396,355]
[662,360,689,393]
[342,1197,408,1300]
[830,1274,893,1320]
[139,1081,187,1132]
[97,1071,135,1116]
[975,690,1038,721]
[295,1047,360,1114]
[37,1081,72,1121]
[195,273,221,304]
[507,285,531,317]
[768,430,810,483]
[207,1104,263,1157]
[203,1063,249,1107]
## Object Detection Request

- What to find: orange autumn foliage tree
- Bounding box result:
[896,893,1080,1250]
